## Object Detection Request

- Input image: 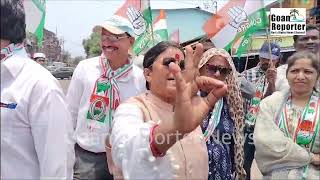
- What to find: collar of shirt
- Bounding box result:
[102,58,134,83]
[1,43,24,61]
[1,48,28,79]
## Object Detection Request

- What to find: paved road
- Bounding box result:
[58,79,70,94]
[57,79,263,179]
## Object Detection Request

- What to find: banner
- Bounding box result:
[203,0,275,54]
[24,0,46,46]
[152,9,169,44]
[114,0,153,55]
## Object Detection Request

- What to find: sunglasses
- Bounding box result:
[206,64,232,76]
[162,57,185,70]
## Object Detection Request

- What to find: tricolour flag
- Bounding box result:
[114,0,153,55]
[24,0,46,47]
[235,5,268,57]
[203,0,273,54]
[152,9,169,44]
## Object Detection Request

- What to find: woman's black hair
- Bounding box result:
[143,41,184,90]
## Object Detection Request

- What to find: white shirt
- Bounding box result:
[111,103,172,179]
[66,56,145,153]
[1,49,75,179]
[275,64,290,92]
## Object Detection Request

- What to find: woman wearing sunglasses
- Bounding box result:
[254,51,320,179]
[109,41,228,179]
[198,48,246,180]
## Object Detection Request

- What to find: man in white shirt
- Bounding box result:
[66,16,145,179]
[276,25,320,92]
[0,1,75,179]
[33,52,46,66]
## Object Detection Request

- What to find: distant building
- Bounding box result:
[41,29,62,62]
[26,28,62,62]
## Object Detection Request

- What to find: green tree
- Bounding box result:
[61,50,71,64]
[72,56,85,66]
[82,32,101,58]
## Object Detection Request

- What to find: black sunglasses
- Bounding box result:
[206,64,232,76]
[162,57,185,70]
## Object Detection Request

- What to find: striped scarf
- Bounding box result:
[1,43,24,62]
[86,54,133,130]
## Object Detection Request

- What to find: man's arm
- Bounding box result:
[264,68,277,98]
[29,79,75,179]
[66,63,85,129]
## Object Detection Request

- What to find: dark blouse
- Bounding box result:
[202,98,235,180]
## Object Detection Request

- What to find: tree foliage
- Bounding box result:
[82,32,101,58]
[72,56,85,66]
[61,50,71,63]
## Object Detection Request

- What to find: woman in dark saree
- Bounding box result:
[199,48,246,180]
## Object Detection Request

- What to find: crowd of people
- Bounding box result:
[1,1,319,180]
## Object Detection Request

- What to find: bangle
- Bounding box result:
[105,136,112,149]
[149,124,165,157]
[105,144,112,150]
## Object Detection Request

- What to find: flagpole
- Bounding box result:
[265,27,274,66]
[147,0,155,46]
[244,35,254,71]
[244,40,249,71]
[263,0,273,68]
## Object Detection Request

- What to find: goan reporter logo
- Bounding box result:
[270,8,306,36]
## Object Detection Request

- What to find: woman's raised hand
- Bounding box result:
[169,43,228,134]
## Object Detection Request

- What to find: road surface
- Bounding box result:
[59,79,70,94]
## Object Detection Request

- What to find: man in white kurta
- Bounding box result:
[66,17,146,179]
[1,1,75,179]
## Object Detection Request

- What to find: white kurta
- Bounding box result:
[1,48,75,179]
[111,92,208,179]
[275,64,290,92]
[66,56,145,153]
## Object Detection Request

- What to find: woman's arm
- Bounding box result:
[110,103,171,179]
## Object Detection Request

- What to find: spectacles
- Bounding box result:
[162,57,185,70]
[101,35,129,42]
[206,64,232,76]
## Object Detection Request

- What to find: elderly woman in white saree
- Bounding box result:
[254,51,320,179]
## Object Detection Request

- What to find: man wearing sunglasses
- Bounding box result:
[241,42,281,180]
[66,17,146,179]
